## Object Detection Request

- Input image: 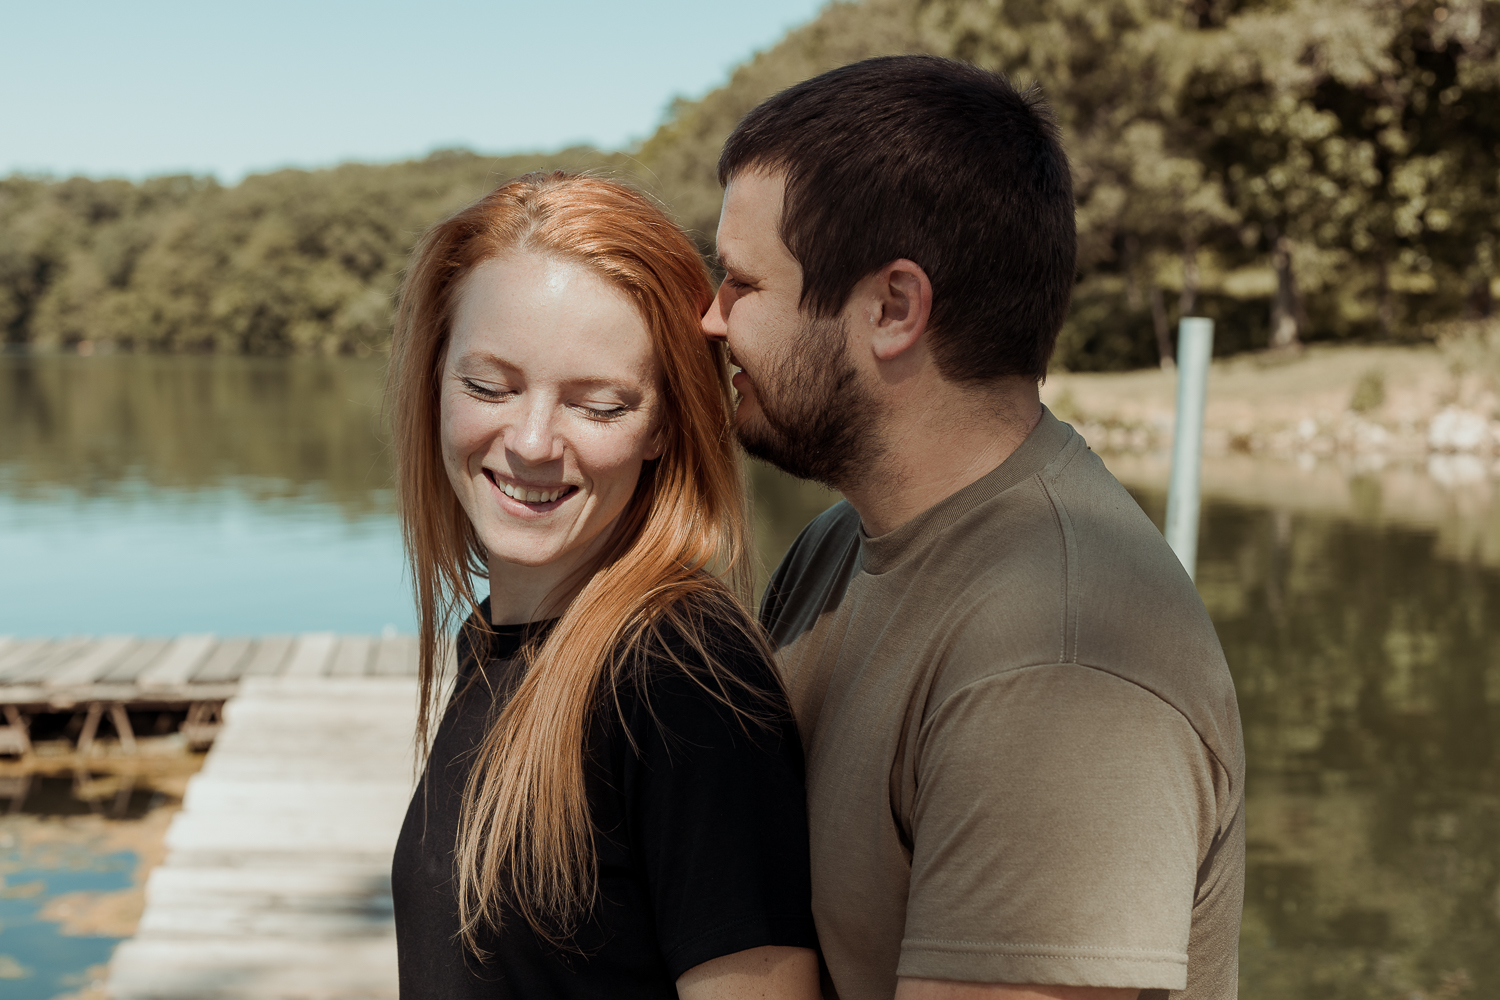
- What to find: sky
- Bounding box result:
[2,0,830,182]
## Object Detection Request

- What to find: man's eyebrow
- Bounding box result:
[714,249,754,279]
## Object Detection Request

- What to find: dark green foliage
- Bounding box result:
[0,148,629,355]
[2,0,1496,367]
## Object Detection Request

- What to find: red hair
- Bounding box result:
[388,172,765,949]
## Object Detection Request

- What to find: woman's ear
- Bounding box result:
[643,420,667,462]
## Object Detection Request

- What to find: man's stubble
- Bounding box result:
[735,314,885,493]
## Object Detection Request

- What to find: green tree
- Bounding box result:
[1,0,1494,366]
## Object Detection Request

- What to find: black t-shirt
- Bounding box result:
[391,598,818,998]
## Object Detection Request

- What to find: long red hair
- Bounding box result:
[388,172,765,949]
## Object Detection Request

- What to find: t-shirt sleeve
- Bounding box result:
[624,632,819,980]
[900,662,1217,991]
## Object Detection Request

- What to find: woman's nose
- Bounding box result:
[506,401,563,466]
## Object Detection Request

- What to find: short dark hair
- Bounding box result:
[718,55,1076,382]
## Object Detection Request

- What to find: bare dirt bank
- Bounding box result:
[1040,332,1500,564]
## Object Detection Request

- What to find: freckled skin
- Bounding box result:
[439,253,663,622]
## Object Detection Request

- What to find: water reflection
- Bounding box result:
[1133,490,1500,999]
[0,355,834,635]
[5,354,1499,993]
[0,354,392,511]
[0,763,191,1000]
[1,355,406,636]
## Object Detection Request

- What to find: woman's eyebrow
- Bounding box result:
[451,350,514,372]
[451,353,645,393]
[565,375,638,392]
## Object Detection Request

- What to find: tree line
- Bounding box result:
[1,0,1494,369]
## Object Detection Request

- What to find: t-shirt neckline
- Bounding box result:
[858,406,1074,576]
[471,598,561,662]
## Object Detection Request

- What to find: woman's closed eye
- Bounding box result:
[575,401,631,421]
[457,375,512,400]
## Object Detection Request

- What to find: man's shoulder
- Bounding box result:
[922,441,1243,779]
[786,499,862,559]
[760,500,862,631]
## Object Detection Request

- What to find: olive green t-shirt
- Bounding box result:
[761,409,1245,1000]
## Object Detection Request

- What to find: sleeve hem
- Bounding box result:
[898,939,1188,991]
[663,913,820,981]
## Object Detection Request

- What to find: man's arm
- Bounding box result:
[897,666,1211,993]
[896,979,1136,1000]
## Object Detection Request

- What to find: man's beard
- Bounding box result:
[735,314,883,492]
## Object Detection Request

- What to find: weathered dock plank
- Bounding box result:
[27,639,101,683]
[138,634,217,687]
[283,632,337,678]
[241,635,295,677]
[4,637,90,684]
[0,638,48,679]
[108,675,420,1000]
[327,635,372,677]
[108,939,403,1000]
[371,634,418,677]
[0,633,418,715]
[45,635,137,687]
[193,637,253,684]
[102,637,173,684]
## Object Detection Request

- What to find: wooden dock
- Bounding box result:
[0,633,418,754]
[107,673,420,1000]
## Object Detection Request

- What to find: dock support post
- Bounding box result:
[1,773,31,814]
[183,700,224,751]
[78,702,137,756]
[1165,317,1215,581]
[0,706,30,758]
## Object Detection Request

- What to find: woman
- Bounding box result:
[386,172,821,999]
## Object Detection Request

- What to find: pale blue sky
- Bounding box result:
[2,0,830,181]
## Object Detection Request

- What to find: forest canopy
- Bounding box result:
[2,0,1495,369]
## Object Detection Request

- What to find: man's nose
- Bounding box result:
[701,282,729,342]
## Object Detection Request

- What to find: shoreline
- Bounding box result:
[1040,340,1500,564]
[1043,342,1500,471]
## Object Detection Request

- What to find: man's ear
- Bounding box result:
[863,259,933,362]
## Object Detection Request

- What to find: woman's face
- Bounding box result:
[440,252,663,582]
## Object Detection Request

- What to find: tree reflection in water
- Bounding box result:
[1134,489,1500,999]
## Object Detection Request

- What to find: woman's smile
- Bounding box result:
[484,469,579,513]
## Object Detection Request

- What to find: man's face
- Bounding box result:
[702,171,882,489]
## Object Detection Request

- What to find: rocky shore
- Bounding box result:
[1043,332,1500,486]
[1041,329,1500,566]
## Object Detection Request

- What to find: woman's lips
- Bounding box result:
[484,470,577,513]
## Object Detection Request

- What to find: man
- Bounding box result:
[701,56,1244,1000]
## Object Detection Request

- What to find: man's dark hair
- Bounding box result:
[719,55,1076,382]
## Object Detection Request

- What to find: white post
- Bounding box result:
[1165,317,1214,580]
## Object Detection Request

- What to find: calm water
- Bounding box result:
[0,768,177,999]
[1131,491,1500,998]
[2,354,1497,996]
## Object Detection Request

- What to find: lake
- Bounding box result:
[2,353,1497,997]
